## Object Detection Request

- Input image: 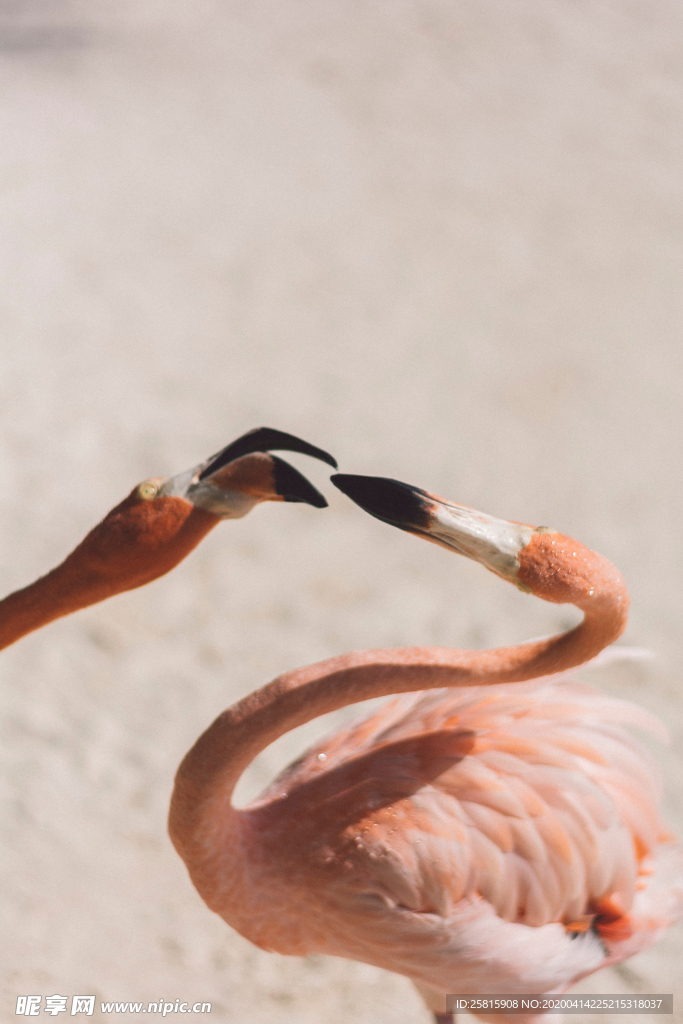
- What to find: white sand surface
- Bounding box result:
[1,2,682,1022]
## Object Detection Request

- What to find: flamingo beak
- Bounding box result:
[197,427,337,480]
[267,455,330,508]
[158,428,336,517]
[331,475,434,533]
[332,473,536,586]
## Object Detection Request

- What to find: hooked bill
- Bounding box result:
[272,456,328,508]
[199,427,338,481]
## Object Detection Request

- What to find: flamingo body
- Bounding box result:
[232,679,681,999]
[170,473,683,1020]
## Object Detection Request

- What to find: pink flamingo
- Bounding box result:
[0,427,336,650]
[169,473,683,1023]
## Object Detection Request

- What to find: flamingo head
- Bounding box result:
[332,473,627,618]
[153,426,337,516]
[57,429,336,603]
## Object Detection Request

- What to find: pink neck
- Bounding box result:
[0,563,99,651]
[169,546,628,890]
[0,495,218,652]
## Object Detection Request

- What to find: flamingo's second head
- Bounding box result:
[332,473,627,635]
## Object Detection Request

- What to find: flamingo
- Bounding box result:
[169,472,683,1023]
[0,427,336,650]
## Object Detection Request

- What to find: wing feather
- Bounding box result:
[256,674,679,948]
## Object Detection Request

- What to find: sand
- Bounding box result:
[2,2,682,1022]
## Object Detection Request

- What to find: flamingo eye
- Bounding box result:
[137,480,159,501]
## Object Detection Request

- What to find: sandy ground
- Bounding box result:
[1,2,682,1022]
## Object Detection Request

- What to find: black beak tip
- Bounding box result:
[331,474,433,530]
[317,449,339,470]
[199,427,337,480]
[299,492,329,509]
[272,456,329,509]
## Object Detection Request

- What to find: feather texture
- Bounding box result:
[232,676,683,1003]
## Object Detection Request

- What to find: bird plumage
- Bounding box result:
[170,472,683,1021]
[207,676,681,1000]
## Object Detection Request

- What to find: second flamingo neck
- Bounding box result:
[170,593,627,843]
[169,529,629,879]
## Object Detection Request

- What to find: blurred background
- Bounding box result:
[1,1,682,1021]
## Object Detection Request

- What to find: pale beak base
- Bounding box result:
[332,473,535,586]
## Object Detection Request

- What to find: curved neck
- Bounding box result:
[169,579,627,876]
[0,496,218,651]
